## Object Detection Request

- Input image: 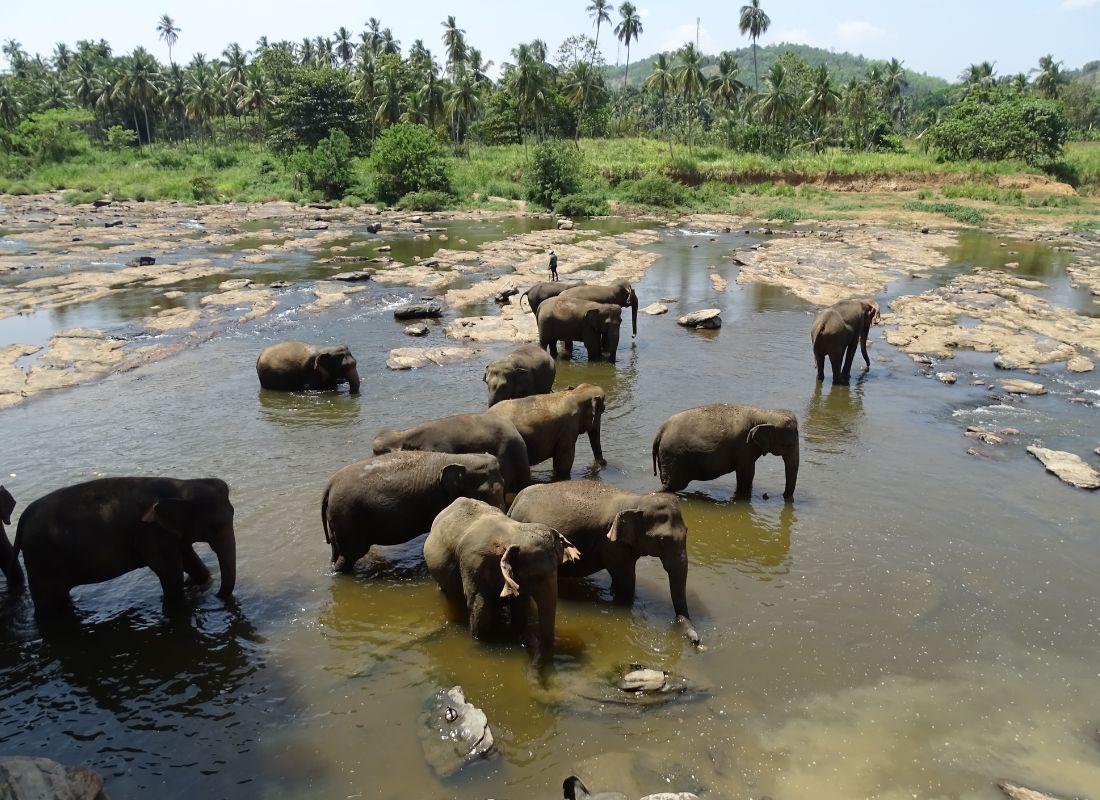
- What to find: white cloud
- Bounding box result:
[833,20,888,47]
[657,23,718,54]
[1061,0,1098,8]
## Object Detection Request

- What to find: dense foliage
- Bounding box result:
[525,139,583,208]
[369,123,452,202]
[928,95,1068,167]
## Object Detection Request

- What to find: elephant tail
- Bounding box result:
[520,292,532,313]
[320,484,332,545]
[652,429,662,477]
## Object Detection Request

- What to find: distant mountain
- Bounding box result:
[603,43,950,95]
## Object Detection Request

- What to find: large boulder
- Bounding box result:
[676,309,722,329]
[330,271,372,282]
[394,302,443,321]
[1001,379,1047,396]
[419,686,495,778]
[0,756,109,799]
[1027,446,1100,489]
[387,346,479,370]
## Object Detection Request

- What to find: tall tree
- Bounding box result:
[643,52,676,157]
[156,15,180,65]
[801,63,839,150]
[708,51,747,112]
[674,42,705,153]
[587,0,612,64]
[563,60,606,142]
[738,0,770,92]
[114,47,162,145]
[334,27,355,67]
[441,16,467,80]
[614,2,643,89]
[1033,54,1065,100]
[756,60,797,151]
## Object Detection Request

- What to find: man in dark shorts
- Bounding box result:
[548,250,559,281]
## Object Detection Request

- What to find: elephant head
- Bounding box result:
[570,384,607,465]
[499,527,580,660]
[483,363,527,407]
[312,345,360,394]
[606,492,700,645]
[441,457,506,511]
[584,305,622,362]
[0,485,13,526]
[608,278,638,338]
[141,479,236,598]
[747,413,800,499]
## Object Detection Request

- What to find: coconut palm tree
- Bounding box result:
[160,63,186,139]
[708,51,747,112]
[381,29,401,56]
[298,38,315,66]
[374,57,405,127]
[756,61,797,151]
[563,60,606,143]
[52,43,72,72]
[1032,55,1065,99]
[114,47,162,145]
[467,48,494,85]
[0,80,22,129]
[334,27,355,67]
[156,15,180,65]
[801,63,839,150]
[674,42,706,154]
[363,18,383,55]
[738,0,770,92]
[961,61,996,95]
[410,67,446,127]
[614,2,643,89]
[644,52,676,158]
[185,62,220,148]
[446,71,481,147]
[441,16,467,80]
[509,42,550,157]
[587,0,612,64]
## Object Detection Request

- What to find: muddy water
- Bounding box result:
[1,222,1099,800]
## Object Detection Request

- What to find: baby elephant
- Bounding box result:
[372,412,531,494]
[653,404,799,499]
[322,451,505,573]
[15,477,236,617]
[0,485,22,591]
[484,344,556,407]
[256,341,361,393]
[537,296,623,363]
[424,497,579,662]
[810,298,879,384]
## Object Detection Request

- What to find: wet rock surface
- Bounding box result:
[418,686,495,778]
[1001,379,1048,396]
[394,302,443,320]
[387,346,480,370]
[0,756,109,799]
[998,781,1072,800]
[1026,446,1100,489]
[677,309,722,329]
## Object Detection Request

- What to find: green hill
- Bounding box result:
[604,42,950,95]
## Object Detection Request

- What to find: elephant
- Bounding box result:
[489,384,606,480]
[0,485,21,591]
[14,477,236,617]
[653,404,799,499]
[509,480,700,646]
[563,776,699,800]
[321,451,505,574]
[372,412,531,494]
[484,344,556,407]
[424,497,580,662]
[560,278,639,338]
[256,341,361,393]
[521,281,584,316]
[810,299,880,384]
[537,297,623,362]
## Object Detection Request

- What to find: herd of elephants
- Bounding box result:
[0,277,879,667]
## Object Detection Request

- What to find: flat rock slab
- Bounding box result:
[218,278,252,291]
[419,686,495,778]
[1027,446,1100,489]
[404,324,429,337]
[999,781,1079,800]
[330,271,372,282]
[387,346,479,370]
[1002,379,1048,395]
[709,274,728,292]
[0,756,108,799]
[641,303,668,315]
[677,309,722,329]
[394,302,443,320]
[1067,356,1094,372]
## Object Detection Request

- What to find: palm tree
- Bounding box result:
[446,71,481,147]
[53,43,72,72]
[362,18,383,56]
[614,2,643,89]
[334,27,355,67]
[467,48,494,85]
[961,61,996,95]
[441,16,467,80]
[756,61,797,151]
[1008,72,1028,93]
[563,60,606,143]
[674,42,705,153]
[738,0,770,92]
[114,47,162,145]
[156,15,180,65]
[1033,54,1065,99]
[0,80,21,129]
[880,57,906,125]
[644,52,676,158]
[380,29,401,56]
[161,63,186,139]
[587,0,612,64]
[298,38,315,66]
[801,63,839,150]
[374,56,405,127]
[708,51,747,112]
[185,61,220,148]
[410,68,446,127]
[510,42,550,157]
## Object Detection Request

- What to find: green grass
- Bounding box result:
[903,201,986,225]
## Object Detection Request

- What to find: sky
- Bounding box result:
[2,0,1098,81]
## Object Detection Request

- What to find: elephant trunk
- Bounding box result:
[783,447,799,500]
[345,365,361,395]
[211,527,236,599]
[587,415,605,465]
[532,575,558,664]
[662,551,700,646]
[629,291,638,338]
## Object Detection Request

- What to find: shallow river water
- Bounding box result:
[0,217,1098,800]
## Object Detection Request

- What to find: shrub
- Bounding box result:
[206,149,239,169]
[618,173,687,207]
[105,125,138,151]
[525,140,583,209]
[12,109,92,164]
[665,156,700,184]
[370,123,452,203]
[553,192,610,217]
[916,188,935,201]
[903,201,985,225]
[341,194,365,208]
[292,130,356,199]
[62,189,101,205]
[190,175,218,202]
[152,150,189,170]
[396,190,453,211]
[764,205,804,222]
[928,96,1068,167]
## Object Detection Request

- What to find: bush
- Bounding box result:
[665,156,700,184]
[764,205,804,222]
[396,190,454,211]
[618,173,687,207]
[62,189,101,205]
[341,194,365,208]
[152,150,189,170]
[553,192,610,217]
[206,149,239,169]
[105,126,138,151]
[12,109,92,164]
[903,201,985,225]
[928,96,1068,167]
[525,140,583,209]
[190,175,218,202]
[292,130,355,199]
[370,123,452,203]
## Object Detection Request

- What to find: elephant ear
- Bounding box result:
[864,301,880,328]
[584,308,601,327]
[0,485,13,526]
[439,463,468,497]
[142,498,193,535]
[747,423,776,453]
[607,509,643,546]
[499,544,521,598]
[555,531,581,563]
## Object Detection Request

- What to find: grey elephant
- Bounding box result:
[560,278,639,338]
[810,299,879,384]
[537,297,623,362]
[0,485,21,591]
[256,341,361,393]
[653,404,799,499]
[489,384,605,480]
[14,477,236,617]
[509,481,700,646]
[424,497,580,662]
[372,412,531,494]
[521,281,584,315]
[484,344,556,407]
[322,451,505,573]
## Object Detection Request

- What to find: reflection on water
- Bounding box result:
[257,386,362,428]
[803,380,866,453]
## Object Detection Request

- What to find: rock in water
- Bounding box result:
[676,309,722,329]
[0,756,108,799]
[1067,356,1094,373]
[1001,379,1048,396]
[387,346,479,370]
[998,782,1072,800]
[419,686,495,778]
[394,302,443,321]
[618,668,668,693]
[126,256,156,267]
[403,324,429,337]
[640,303,668,316]
[218,278,252,290]
[1027,446,1100,490]
[330,271,372,282]
[936,372,957,384]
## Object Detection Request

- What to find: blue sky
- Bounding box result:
[3,0,1098,80]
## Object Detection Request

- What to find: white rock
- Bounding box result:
[387,346,479,370]
[677,308,722,329]
[1001,379,1048,396]
[936,372,957,384]
[641,303,669,315]
[1027,446,1100,490]
[999,781,1070,800]
[218,278,252,290]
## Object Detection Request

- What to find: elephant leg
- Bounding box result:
[552,436,577,480]
[28,573,72,617]
[828,350,846,384]
[609,564,637,605]
[546,339,558,359]
[841,339,858,380]
[468,593,500,641]
[815,350,826,382]
[0,533,23,591]
[734,459,756,499]
[141,544,186,606]
[181,545,212,586]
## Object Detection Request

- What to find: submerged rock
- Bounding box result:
[330,271,372,282]
[677,309,721,329]
[125,255,155,267]
[1001,379,1048,396]
[998,782,1071,800]
[640,303,668,316]
[0,756,108,799]
[419,686,495,778]
[218,278,252,291]
[387,346,479,370]
[1067,356,1094,373]
[936,372,957,384]
[563,775,698,800]
[404,324,429,337]
[709,274,728,292]
[1027,446,1100,489]
[394,302,443,320]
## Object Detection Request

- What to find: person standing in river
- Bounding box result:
[548,251,559,281]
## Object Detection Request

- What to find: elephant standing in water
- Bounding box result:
[424,497,579,662]
[256,341,361,393]
[653,404,799,499]
[489,384,606,480]
[322,451,505,573]
[522,281,584,316]
[560,278,639,338]
[14,477,236,616]
[484,344,556,407]
[372,412,531,494]
[509,481,700,646]
[810,299,879,384]
[0,486,22,591]
[537,297,623,362]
